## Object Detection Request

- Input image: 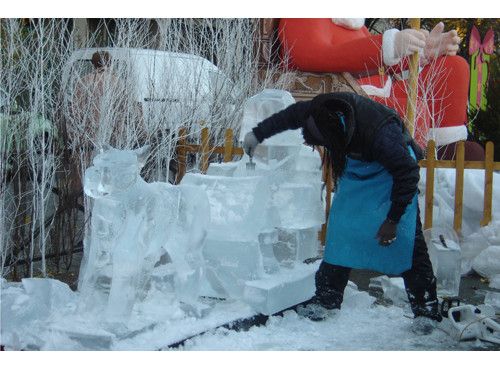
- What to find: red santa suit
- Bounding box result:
[278,18,471,151]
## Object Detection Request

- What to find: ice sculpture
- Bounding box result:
[79,145,210,321]
[425,227,462,297]
[239,88,303,147]
[183,89,325,314]
[181,173,272,298]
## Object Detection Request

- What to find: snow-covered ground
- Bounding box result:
[1,277,498,351]
[179,287,494,351]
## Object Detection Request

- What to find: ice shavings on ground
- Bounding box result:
[179,287,489,351]
[3,277,495,350]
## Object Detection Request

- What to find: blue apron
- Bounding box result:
[324,147,418,275]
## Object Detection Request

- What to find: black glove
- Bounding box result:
[376,218,398,247]
[243,131,259,157]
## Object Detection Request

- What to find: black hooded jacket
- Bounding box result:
[252,92,422,223]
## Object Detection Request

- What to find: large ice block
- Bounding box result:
[274,183,325,229]
[295,145,322,172]
[206,161,239,177]
[201,239,265,299]
[258,230,280,274]
[274,226,321,265]
[428,240,462,297]
[181,173,272,241]
[243,261,318,315]
[425,228,462,297]
[239,89,303,146]
[203,239,264,280]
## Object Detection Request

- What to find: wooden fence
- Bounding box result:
[173,129,499,242]
[419,140,499,235]
[174,127,244,184]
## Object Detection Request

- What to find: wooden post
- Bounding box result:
[404,18,421,137]
[201,127,210,173]
[424,140,436,230]
[481,141,494,226]
[224,129,234,162]
[453,141,465,234]
[175,127,187,184]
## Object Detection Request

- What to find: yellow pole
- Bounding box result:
[201,127,210,174]
[175,128,187,184]
[480,141,494,226]
[404,18,421,137]
[453,141,465,235]
[424,140,436,230]
[224,129,234,162]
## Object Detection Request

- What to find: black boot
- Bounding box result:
[402,208,443,331]
[403,274,442,334]
[296,261,350,321]
[296,296,339,321]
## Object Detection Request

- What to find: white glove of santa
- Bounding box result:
[383,28,427,66]
[394,29,427,59]
[423,22,461,62]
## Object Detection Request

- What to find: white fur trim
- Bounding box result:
[360,77,393,98]
[427,125,468,146]
[382,29,401,66]
[331,18,365,30]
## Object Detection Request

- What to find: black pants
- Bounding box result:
[315,209,441,320]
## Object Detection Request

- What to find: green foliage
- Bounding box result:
[469,55,500,161]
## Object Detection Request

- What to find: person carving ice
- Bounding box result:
[277,19,485,160]
[243,92,441,332]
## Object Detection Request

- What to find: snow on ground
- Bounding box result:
[178,287,492,351]
[2,278,495,351]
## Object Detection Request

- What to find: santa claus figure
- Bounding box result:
[278,18,485,160]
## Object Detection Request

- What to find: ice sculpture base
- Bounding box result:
[243,261,318,315]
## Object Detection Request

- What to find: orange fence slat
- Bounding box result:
[453,141,465,234]
[418,159,500,170]
[175,127,188,184]
[481,141,494,227]
[201,127,210,173]
[424,140,436,230]
[224,129,234,162]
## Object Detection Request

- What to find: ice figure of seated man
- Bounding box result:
[79,145,210,320]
